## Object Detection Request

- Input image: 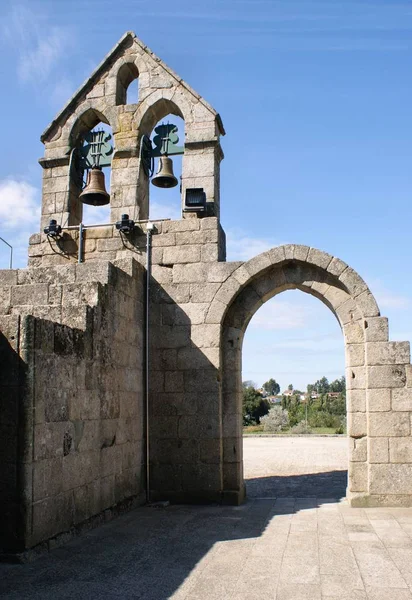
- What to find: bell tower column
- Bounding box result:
[181,139,224,220]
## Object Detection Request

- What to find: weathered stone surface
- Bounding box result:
[356,291,380,318]
[392,388,412,411]
[348,461,368,492]
[307,248,333,270]
[370,464,412,494]
[368,366,406,389]
[369,413,410,437]
[173,263,207,283]
[339,268,368,297]
[11,284,49,306]
[366,342,410,366]
[346,367,366,390]
[389,438,412,463]
[348,412,367,438]
[190,324,220,348]
[350,437,367,462]
[207,262,242,283]
[327,256,348,277]
[344,322,364,344]
[346,344,365,367]
[349,390,366,412]
[367,389,391,412]
[163,245,201,264]
[189,282,220,302]
[364,317,389,342]
[369,437,389,463]
[162,219,200,233]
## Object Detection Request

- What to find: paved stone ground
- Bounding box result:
[2,437,412,599]
[244,436,348,498]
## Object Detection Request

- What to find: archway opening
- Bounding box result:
[67,109,114,226]
[80,121,113,226]
[116,62,139,106]
[242,289,348,500]
[149,114,184,221]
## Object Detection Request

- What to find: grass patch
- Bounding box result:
[243,424,264,434]
[243,425,346,435]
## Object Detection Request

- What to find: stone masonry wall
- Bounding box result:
[0,258,145,553]
[27,217,226,269]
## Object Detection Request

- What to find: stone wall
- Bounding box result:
[0,258,145,553]
[27,218,226,269]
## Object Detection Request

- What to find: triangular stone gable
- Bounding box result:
[41,31,224,144]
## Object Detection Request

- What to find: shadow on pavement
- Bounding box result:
[246,469,347,499]
[0,471,346,600]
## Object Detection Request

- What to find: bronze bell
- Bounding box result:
[79,167,110,206]
[151,156,178,189]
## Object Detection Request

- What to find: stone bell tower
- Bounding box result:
[36,30,225,239]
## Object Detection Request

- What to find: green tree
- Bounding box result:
[288,383,294,391]
[330,376,346,393]
[262,378,280,396]
[314,377,329,394]
[242,386,270,425]
[242,380,257,389]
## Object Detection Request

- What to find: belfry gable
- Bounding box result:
[41,30,224,146]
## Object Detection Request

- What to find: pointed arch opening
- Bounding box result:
[137,98,186,221]
[67,108,114,226]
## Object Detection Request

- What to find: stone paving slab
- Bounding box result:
[1,438,412,599]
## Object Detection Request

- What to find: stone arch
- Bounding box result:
[115,62,139,105]
[137,95,185,138]
[69,107,112,147]
[215,245,410,507]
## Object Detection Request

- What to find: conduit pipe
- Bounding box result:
[145,222,155,503]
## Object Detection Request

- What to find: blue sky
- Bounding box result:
[0,1,412,390]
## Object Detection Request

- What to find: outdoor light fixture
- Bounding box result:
[115,214,135,234]
[184,188,206,213]
[44,219,62,238]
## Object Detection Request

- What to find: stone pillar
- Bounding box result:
[181,140,223,220]
[39,158,82,231]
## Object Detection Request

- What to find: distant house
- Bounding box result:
[281,390,294,397]
[267,395,281,404]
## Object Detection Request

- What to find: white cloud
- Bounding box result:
[0,179,40,229]
[250,299,310,330]
[50,76,76,110]
[82,204,111,226]
[17,27,69,84]
[369,279,410,310]
[2,5,73,103]
[150,201,181,221]
[0,179,40,268]
[226,229,284,261]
